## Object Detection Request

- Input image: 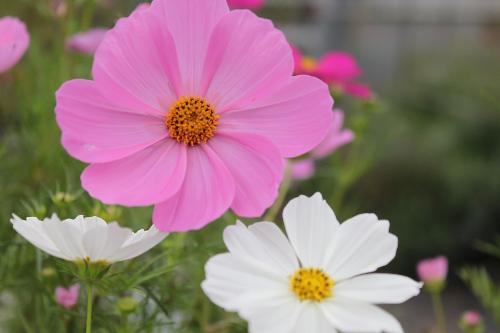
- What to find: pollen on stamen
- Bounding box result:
[290,267,334,302]
[165,96,219,146]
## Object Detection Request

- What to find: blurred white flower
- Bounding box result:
[202,193,422,333]
[11,215,167,263]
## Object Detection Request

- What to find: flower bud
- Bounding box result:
[417,256,448,293]
[117,297,139,315]
[459,311,484,333]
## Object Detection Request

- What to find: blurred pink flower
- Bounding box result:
[135,2,150,11]
[462,311,481,326]
[290,109,354,181]
[417,256,448,283]
[55,284,80,309]
[0,17,30,74]
[55,0,333,232]
[66,29,107,55]
[290,159,315,180]
[292,45,373,100]
[312,109,354,158]
[227,0,265,10]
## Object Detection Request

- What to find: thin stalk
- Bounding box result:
[431,292,448,333]
[86,284,94,333]
[264,165,293,221]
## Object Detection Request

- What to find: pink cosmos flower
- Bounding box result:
[66,28,107,55]
[227,0,265,10]
[417,256,448,283]
[292,45,373,100]
[0,17,30,74]
[55,0,333,232]
[55,284,80,309]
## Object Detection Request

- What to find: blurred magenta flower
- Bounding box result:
[417,256,448,283]
[290,159,315,180]
[292,45,373,100]
[0,17,30,74]
[227,0,265,10]
[66,29,107,55]
[290,109,354,181]
[55,284,80,309]
[55,0,333,232]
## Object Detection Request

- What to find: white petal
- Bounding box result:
[202,253,289,312]
[246,300,302,333]
[96,222,133,260]
[11,215,66,259]
[81,217,110,260]
[223,221,299,275]
[335,273,422,304]
[324,214,397,280]
[107,225,167,262]
[42,217,88,260]
[282,193,339,267]
[289,304,337,333]
[320,297,403,333]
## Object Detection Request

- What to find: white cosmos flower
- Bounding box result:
[11,214,167,263]
[202,193,422,333]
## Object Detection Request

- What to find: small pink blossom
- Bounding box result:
[227,0,265,10]
[462,311,481,326]
[66,29,107,55]
[417,256,448,283]
[290,159,315,180]
[55,0,333,232]
[55,284,80,309]
[292,45,373,100]
[0,17,30,74]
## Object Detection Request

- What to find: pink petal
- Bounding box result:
[219,75,333,158]
[55,79,167,163]
[66,28,107,55]
[201,10,293,111]
[290,44,304,74]
[0,17,30,74]
[153,145,235,232]
[209,133,283,217]
[315,51,362,84]
[81,139,186,206]
[344,82,373,100]
[312,109,354,158]
[290,159,316,180]
[92,7,183,117]
[150,0,229,94]
[227,0,265,10]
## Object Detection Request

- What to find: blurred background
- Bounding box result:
[0,0,499,332]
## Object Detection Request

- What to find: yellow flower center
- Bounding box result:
[165,96,219,146]
[290,268,334,302]
[301,56,317,72]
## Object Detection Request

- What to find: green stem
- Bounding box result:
[264,166,293,221]
[431,292,448,333]
[86,284,94,333]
